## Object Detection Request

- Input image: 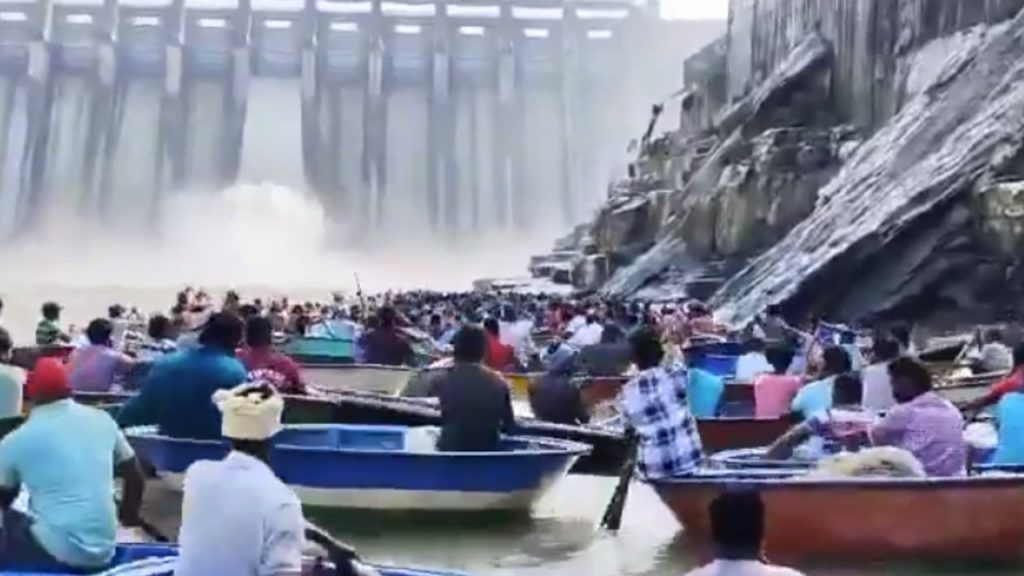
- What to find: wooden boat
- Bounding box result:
[651,469,1024,562]
[934,370,1005,405]
[501,372,539,399]
[0,542,471,575]
[300,363,414,395]
[128,423,589,511]
[10,345,74,370]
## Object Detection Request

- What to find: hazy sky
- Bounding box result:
[663,0,728,20]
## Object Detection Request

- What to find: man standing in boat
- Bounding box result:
[618,327,703,480]
[358,306,416,367]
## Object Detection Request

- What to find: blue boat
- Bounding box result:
[127,424,590,512]
[280,337,357,365]
[1,543,471,575]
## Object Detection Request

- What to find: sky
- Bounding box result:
[662,0,728,21]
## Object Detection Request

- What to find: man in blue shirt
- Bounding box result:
[992,391,1024,465]
[683,347,725,418]
[118,312,247,440]
[0,358,146,571]
[790,346,851,420]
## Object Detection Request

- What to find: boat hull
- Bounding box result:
[128,425,587,512]
[301,364,414,395]
[653,473,1024,562]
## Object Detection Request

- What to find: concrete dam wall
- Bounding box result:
[0,0,650,241]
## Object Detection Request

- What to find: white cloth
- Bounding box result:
[861,362,895,411]
[213,385,285,441]
[566,315,587,335]
[568,323,603,348]
[499,319,536,365]
[735,353,774,383]
[978,342,1014,373]
[176,451,306,576]
[684,559,805,576]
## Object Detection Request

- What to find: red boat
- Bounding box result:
[651,471,1024,562]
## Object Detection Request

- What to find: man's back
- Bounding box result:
[361,329,413,366]
[117,348,247,439]
[577,342,631,377]
[528,372,588,425]
[0,364,25,419]
[434,364,515,451]
[0,400,133,567]
[176,452,305,576]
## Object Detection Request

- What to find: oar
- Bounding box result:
[305,520,367,576]
[114,494,170,543]
[599,428,639,531]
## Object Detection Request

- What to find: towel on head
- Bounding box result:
[212,383,284,441]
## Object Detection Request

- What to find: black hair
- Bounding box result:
[601,323,624,344]
[246,315,274,348]
[890,325,911,349]
[41,302,61,321]
[378,306,397,329]
[871,337,901,363]
[628,327,664,370]
[86,318,114,346]
[821,345,851,376]
[0,327,11,356]
[765,346,794,374]
[887,356,932,394]
[1014,343,1024,368]
[452,325,487,363]
[986,328,1004,343]
[108,305,124,319]
[833,372,863,406]
[709,490,765,554]
[148,315,172,340]
[199,312,244,351]
[483,317,500,336]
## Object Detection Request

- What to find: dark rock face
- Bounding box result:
[712,13,1024,325]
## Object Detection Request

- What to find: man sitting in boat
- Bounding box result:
[961,343,1024,415]
[34,301,71,346]
[66,318,137,393]
[753,346,801,419]
[429,325,516,452]
[0,359,146,571]
[175,383,306,575]
[118,312,248,440]
[765,373,875,460]
[528,350,590,426]
[681,346,725,419]
[483,318,517,372]
[576,324,631,378]
[618,327,703,480]
[684,490,805,576]
[735,338,774,383]
[359,306,416,367]
[866,357,966,477]
[861,337,900,411]
[136,314,178,362]
[237,316,306,395]
[790,346,852,421]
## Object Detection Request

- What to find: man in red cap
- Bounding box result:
[0,359,146,571]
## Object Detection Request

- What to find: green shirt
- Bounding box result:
[35,319,62,346]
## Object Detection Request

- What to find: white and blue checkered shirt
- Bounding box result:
[618,364,704,480]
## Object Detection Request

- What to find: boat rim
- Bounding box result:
[125,424,594,457]
[297,363,416,372]
[649,468,1024,489]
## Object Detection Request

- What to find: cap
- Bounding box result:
[25,358,71,400]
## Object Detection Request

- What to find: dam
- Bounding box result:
[0,0,647,242]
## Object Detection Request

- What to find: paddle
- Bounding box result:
[599,427,638,531]
[114,494,170,543]
[305,521,373,576]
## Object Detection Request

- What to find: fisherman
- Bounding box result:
[175,383,305,575]
[753,346,801,419]
[358,306,415,367]
[429,325,516,452]
[237,316,305,395]
[0,359,146,571]
[735,338,774,383]
[528,353,590,426]
[683,490,805,576]
[136,314,178,362]
[34,302,71,346]
[618,327,703,480]
[765,373,874,460]
[0,328,24,419]
[66,318,136,393]
[482,318,516,372]
[867,357,966,477]
[790,346,851,420]
[861,337,900,411]
[118,312,247,440]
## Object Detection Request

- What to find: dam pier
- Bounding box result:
[0,0,647,240]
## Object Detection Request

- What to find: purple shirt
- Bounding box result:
[869,392,966,477]
[67,345,133,393]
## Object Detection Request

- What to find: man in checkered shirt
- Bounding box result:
[618,327,704,479]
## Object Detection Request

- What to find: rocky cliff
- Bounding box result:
[535,0,1024,329]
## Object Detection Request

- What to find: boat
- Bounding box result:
[502,372,538,399]
[279,336,355,364]
[651,468,1024,562]
[0,542,471,575]
[10,345,74,370]
[301,364,415,395]
[127,423,589,511]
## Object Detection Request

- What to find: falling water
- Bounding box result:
[0,77,29,239]
[102,80,164,231]
[238,77,305,188]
